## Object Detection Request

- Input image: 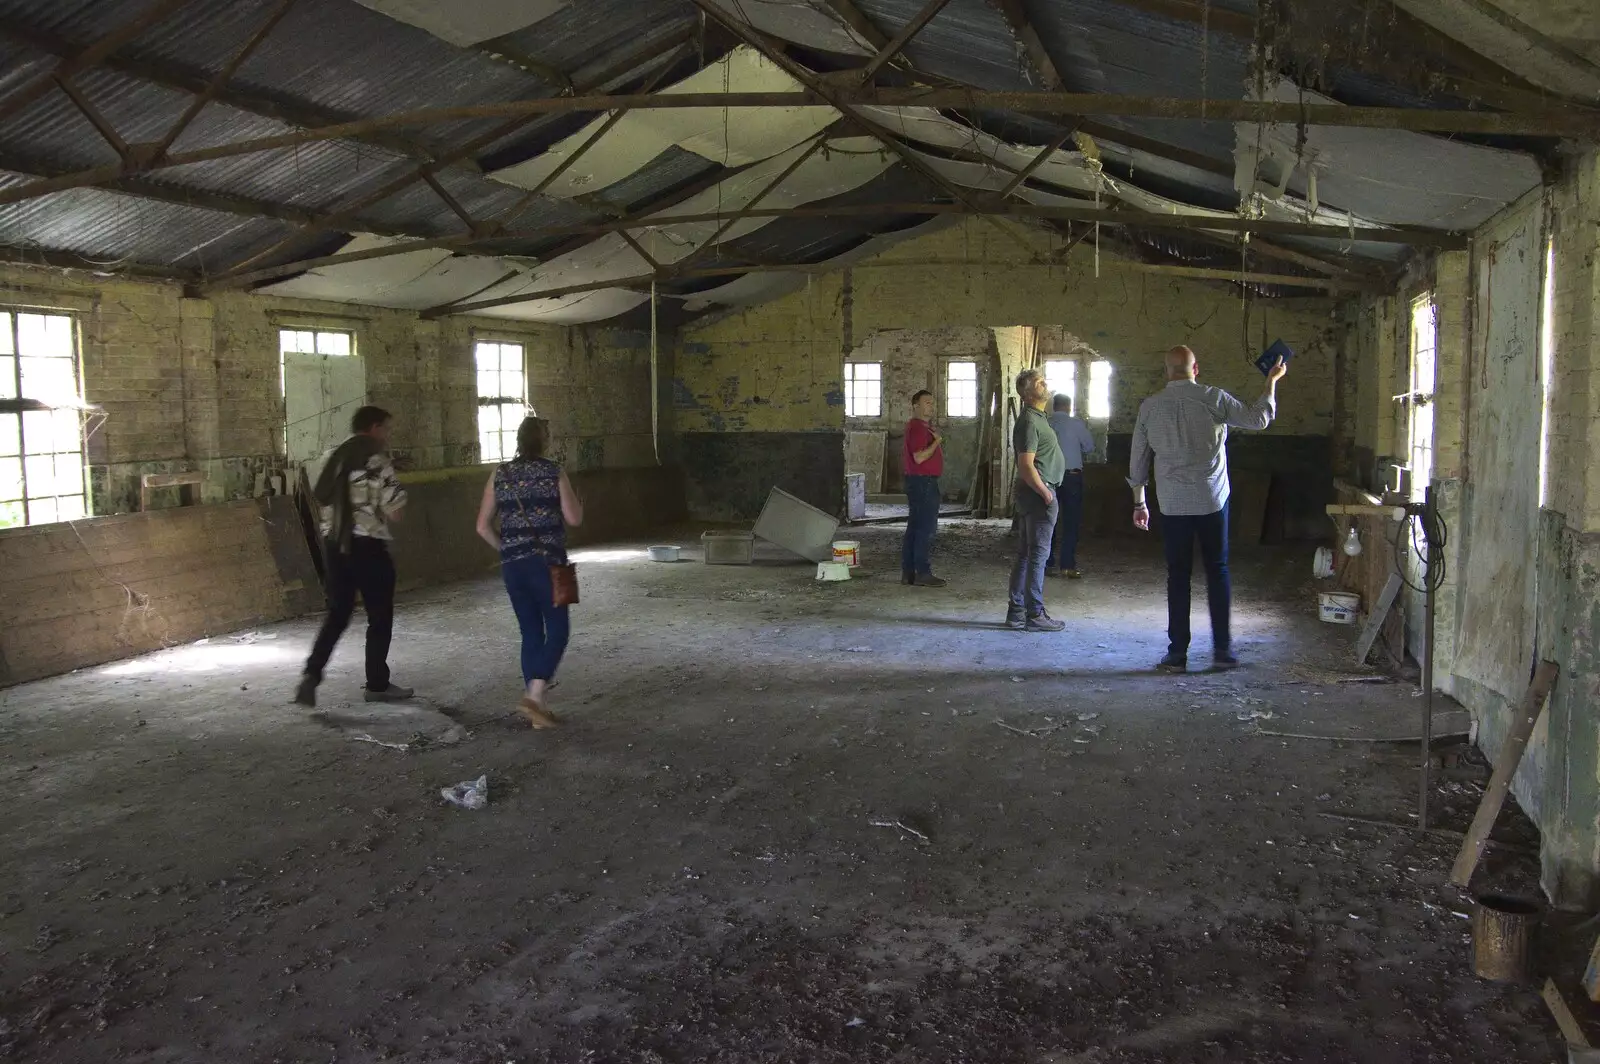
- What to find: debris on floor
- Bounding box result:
[440,774,489,810]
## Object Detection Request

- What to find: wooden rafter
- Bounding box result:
[818,0,892,51]
[54,76,133,161]
[990,0,1065,89]
[859,0,955,83]
[0,0,196,125]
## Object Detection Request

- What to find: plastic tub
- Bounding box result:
[701,531,755,565]
[831,540,861,567]
[1318,591,1360,624]
[648,545,680,562]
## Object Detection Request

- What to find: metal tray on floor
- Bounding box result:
[752,487,839,563]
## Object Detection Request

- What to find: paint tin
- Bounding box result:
[831,540,861,567]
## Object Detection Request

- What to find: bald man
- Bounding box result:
[1128,345,1287,672]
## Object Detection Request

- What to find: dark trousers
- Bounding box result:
[1047,472,1084,570]
[1008,488,1059,615]
[503,556,571,685]
[1161,505,1231,657]
[901,474,941,575]
[305,536,395,691]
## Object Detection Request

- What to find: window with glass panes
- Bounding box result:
[843,362,881,418]
[1087,360,1113,420]
[278,328,352,358]
[945,360,978,418]
[476,341,527,462]
[1044,359,1076,412]
[0,310,87,528]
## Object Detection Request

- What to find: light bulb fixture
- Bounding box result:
[1342,523,1363,557]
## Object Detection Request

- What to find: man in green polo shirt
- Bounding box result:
[1007,368,1067,631]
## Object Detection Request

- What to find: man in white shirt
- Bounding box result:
[1129,346,1287,673]
[295,405,413,708]
[1046,393,1097,579]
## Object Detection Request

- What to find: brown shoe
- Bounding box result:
[1045,567,1062,578]
[1065,569,1083,580]
[519,696,561,729]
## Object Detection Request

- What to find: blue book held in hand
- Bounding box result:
[1255,339,1294,377]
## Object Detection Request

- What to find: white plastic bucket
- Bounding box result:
[816,561,851,581]
[1318,591,1360,624]
[648,545,680,562]
[831,540,861,567]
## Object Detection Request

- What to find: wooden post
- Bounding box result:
[1449,660,1560,886]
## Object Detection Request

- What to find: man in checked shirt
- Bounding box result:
[1129,346,1288,673]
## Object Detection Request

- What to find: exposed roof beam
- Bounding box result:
[0,0,196,125]
[0,243,196,281]
[206,196,1456,295]
[0,13,463,172]
[0,149,443,240]
[990,0,1065,89]
[213,35,695,281]
[1112,0,1595,114]
[427,253,1380,319]
[818,0,891,50]
[859,0,955,83]
[55,75,134,161]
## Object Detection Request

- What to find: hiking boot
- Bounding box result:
[363,683,415,702]
[1157,653,1187,674]
[913,573,948,588]
[1212,651,1241,671]
[1004,609,1027,630]
[1025,611,1066,632]
[292,675,317,708]
[1065,569,1083,580]
[1045,566,1062,578]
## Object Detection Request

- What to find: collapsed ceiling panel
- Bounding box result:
[257,235,529,309]
[1237,80,1544,229]
[696,0,874,57]
[351,0,570,46]
[488,47,839,197]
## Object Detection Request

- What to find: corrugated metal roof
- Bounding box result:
[0,0,1557,320]
[0,170,291,270]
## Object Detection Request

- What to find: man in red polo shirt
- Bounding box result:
[901,389,947,587]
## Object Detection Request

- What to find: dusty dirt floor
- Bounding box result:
[0,520,1573,1062]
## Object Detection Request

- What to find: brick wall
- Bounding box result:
[679,220,1345,438]
[0,265,661,516]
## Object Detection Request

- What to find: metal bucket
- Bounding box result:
[1472,894,1541,983]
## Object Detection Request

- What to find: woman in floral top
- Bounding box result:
[475,416,583,727]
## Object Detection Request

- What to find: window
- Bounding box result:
[475,340,527,463]
[1408,296,1437,503]
[844,361,881,418]
[0,310,87,528]
[945,360,978,418]
[1044,359,1076,413]
[1087,360,1113,420]
[278,328,352,358]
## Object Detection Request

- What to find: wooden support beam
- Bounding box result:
[0,0,195,125]
[0,149,441,239]
[859,0,954,83]
[426,252,1379,319]
[818,0,891,50]
[204,197,1461,294]
[1449,660,1560,887]
[990,0,1065,89]
[421,172,481,234]
[0,85,1590,218]
[0,13,457,170]
[617,228,662,272]
[993,129,1073,200]
[149,0,299,163]
[54,76,133,161]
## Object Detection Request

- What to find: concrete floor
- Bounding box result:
[0,521,1565,1062]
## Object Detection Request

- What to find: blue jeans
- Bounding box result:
[901,475,941,575]
[502,556,571,684]
[1047,472,1084,570]
[1161,505,1231,657]
[1008,487,1059,615]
